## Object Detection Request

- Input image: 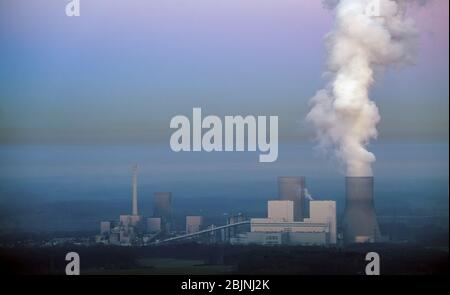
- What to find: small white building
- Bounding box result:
[268,200,294,222]
[307,201,337,244]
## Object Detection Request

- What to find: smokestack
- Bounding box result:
[278,177,306,221]
[132,164,138,216]
[343,176,380,244]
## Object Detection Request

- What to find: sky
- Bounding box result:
[0,0,448,144]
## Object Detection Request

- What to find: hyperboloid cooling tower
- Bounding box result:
[343,177,381,244]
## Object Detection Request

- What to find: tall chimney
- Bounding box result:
[132,164,138,216]
[343,177,380,244]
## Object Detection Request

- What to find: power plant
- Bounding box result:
[231,199,336,246]
[342,177,381,244]
[97,168,382,246]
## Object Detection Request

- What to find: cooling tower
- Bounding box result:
[278,177,305,221]
[343,177,380,244]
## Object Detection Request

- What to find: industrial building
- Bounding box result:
[95,170,381,247]
[306,200,337,244]
[268,200,294,222]
[119,215,142,227]
[98,165,167,246]
[147,217,161,233]
[231,199,336,246]
[186,216,203,234]
[224,213,248,241]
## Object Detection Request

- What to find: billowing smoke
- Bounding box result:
[307,0,418,176]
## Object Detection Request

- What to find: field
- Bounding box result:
[84,258,235,275]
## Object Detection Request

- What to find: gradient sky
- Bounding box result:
[0,0,448,144]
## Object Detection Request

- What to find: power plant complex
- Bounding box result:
[97,167,381,246]
[230,199,336,246]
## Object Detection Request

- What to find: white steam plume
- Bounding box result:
[307,0,418,177]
